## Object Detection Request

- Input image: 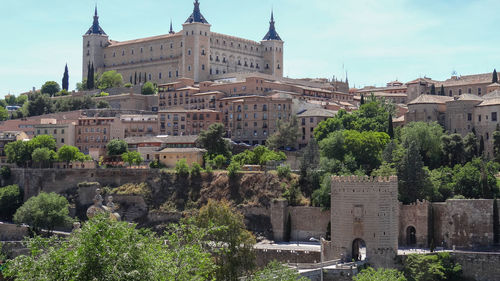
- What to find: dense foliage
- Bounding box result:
[231,145,286,166]
[403,253,464,281]
[106,139,128,156]
[354,267,407,281]
[0,185,22,221]
[196,123,232,157]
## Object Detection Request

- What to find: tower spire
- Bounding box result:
[263,10,282,41]
[85,5,106,35]
[169,19,175,34]
[185,0,209,24]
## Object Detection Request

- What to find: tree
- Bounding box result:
[31,147,55,168]
[62,64,69,91]
[27,93,53,116]
[231,145,286,166]
[194,200,256,280]
[430,84,436,95]
[493,69,498,84]
[301,137,320,169]
[57,145,81,164]
[196,123,231,157]
[319,131,346,160]
[141,81,157,95]
[106,139,128,156]
[213,154,227,169]
[97,100,110,109]
[249,261,307,281]
[388,113,394,139]
[121,151,143,166]
[227,160,241,179]
[398,140,433,204]
[87,62,92,90]
[453,158,499,199]
[400,122,444,168]
[463,132,478,162]
[311,174,332,209]
[13,192,72,234]
[30,135,57,152]
[175,159,190,178]
[41,81,61,97]
[97,70,123,89]
[360,94,365,105]
[266,115,299,150]
[0,105,8,121]
[440,85,445,96]
[403,252,464,281]
[0,185,22,221]
[5,140,31,167]
[190,162,202,178]
[354,267,406,281]
[343,130,390,172]
[441,134,464,167]
[4,215,216,281]
[493,125,500,162]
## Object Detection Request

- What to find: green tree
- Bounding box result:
[194,200,256,281]
[175,159,190,178]
[493,125,500,162]
[479,135,485,156]
[302,137,320,169]
[190,162,202,178]
[31,147,56,168]
[311,174,332,209]
[41,81,61,97]
[97,70,123,89]
[388,113,394,139]
[27,93,53,116]
[0,105,8,121]
[354,267,406,281]
[121,151,143,166]
[398,140,433,204]
[196,123,231,157]
[343,130,390,172]
[0,185,22,221]
[97,100,110,109]
[227,160,241,179]
[440,85,445,96]
[493,69,498,84]
[403,253,464,281]
[13,192,72,234]
[57,145,80,164]
[1,166,11,180]
[249,261,307,281]
[313,113,343,141]
[453,158,499,198]
[319,130,346,160]
[141,81,157,95]
[266,115,299,150]
[16,94,28,106]
[430,84,436,95]
[62,64,69,91]
[213,154,227,169]
[5,140,31,167]
[277,165,291,179]
[441,134,464,167]
[4,215,216,281]
[463,132,478,162]
[400,122,444,168]
[106,139,128,156]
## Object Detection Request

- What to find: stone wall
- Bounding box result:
[253,248,320,268]
[399,200,431,248]
[0,223,28,241]
[452,251,500,281]
[289,206,330,241]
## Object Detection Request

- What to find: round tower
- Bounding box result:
[261,11,284,78]
[182,0,211,82]
[82,6,108,80]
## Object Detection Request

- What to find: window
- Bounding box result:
[478,115,482,122]
[459,89,462,95]
[468,113,472,121]
[492,112,498,122]
[478,88,482,95]
[449,90,453,97]
[188,49,191,55]
[202,64,205,70]
[188,66,191,72]
[159,73,162,79]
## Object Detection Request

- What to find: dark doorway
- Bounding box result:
[352,239,366,261]
[406,226,417,246]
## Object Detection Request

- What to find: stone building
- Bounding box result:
[158,109,221,136]
[83,1,284,84]
[33,119,76,148]
[297,108,337,148]
[405,95,453,126]
[75,117,124,156]
[0,131,29,166]
[119,114,158,138]
[154,147,206,168]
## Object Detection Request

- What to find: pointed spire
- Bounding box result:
[263,10,282,41]
[185,0,209,24]
[85,5,106,35]
[169,20,175,34]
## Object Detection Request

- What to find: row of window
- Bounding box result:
[128,71,179,83]
[477,112,498,122]
[78,127,108,134]
[77,135,108,142]
[36,129,65,135]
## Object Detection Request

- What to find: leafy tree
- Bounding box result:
[175,159,190,178]
[283,182,303,206]
[441,134,464,167]
[97,100,110,109]
[106,139,128,156]
[479,136,485,156]
[493,69,498,84]
[141,81,157,95]
[301,137,320,169]
[354,267,406,281]
[277,165,291,179]
[343,130,390,172]
[62,64,69,91]
[213,154,227,169]
[429,167,455,201]
[453,158,499,198]
[227,160,241,179]
[31,147,56,168]
[190,162,202,178]
[400,122,444,168]
[398,140,433,204]
[57,145,80,164]
[98,70,123,89]
[319,131,346,160]
[41,81,61,97]
[5,140,31,167]
[313,113,343,141]
[4,215,216,281]
[121,151,143,166]
[194,200,256,280]
[266,115,299,150]
[196,123,231,157]
[430,84,436,95]
[0,105,8,121]
[463,132,478,162]
[27,93,53,116]
[13,192,72,234]
[371,162,397,177]
[124,82,133,88]
[360,94,365,105]
[440,85,445,96]
[232,145,286,166]
[403,253,464,281]
[311,174,332,209]
[0,185,22,221]
[1,166,11,180]
[249,261,307,281]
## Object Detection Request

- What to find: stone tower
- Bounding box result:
[328,176,399,268]
[261,11,284,77]
[182,0,211,82]
[82,5,108,80]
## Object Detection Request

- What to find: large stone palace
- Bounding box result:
[82,1,284,84]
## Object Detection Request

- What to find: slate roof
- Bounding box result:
[185,0,209,24]
[85,6,106,35]
[407,94,453,105]
[262,11,282,41]
[297,108,337,118]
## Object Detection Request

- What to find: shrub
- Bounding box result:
[175,159,190,178]
[149,160,166,169]
[112,183,151,198]
[141,81,157,95]
[190,162,202,178]
[1,166,11,180]
[214,154,227,169]
[0,185,22,221]
[227,161,240,179]
[124,82,133,88]
[277,165,291,179]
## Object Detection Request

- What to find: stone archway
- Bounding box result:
[406,226,417,246]
[352,238,367,261]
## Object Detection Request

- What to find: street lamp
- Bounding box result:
[310,237,323,281]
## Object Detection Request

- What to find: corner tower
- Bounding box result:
[261,11,284,77]
[82,6,108,80]
[182,0,211,82]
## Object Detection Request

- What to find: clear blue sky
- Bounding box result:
[1,0,499,96]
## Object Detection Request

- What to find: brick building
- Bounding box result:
[158,109,221,136]
[75,117,124,156]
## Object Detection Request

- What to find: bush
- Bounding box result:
[175,159,190,178]
[0,185,22,221]
[124,82,133,88]
[142,81,157,95]
[149,160,166,169]
[227,161,240,179]
[190,162,202,178]
[1,166,11,180]
[213,154,227,169]
[13,192,72,234]
[277,165,291,179]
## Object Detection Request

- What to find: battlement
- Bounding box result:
[331,175,397,183]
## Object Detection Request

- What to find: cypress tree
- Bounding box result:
[480,136,485,156]
[144,72,147,82]
[139,72,142,83]
[62,64,69,91]
[360,94,365,105]
[388,114,394,139]
[440,85,445,96]
[86,62,91,90]
[493,69,498,84]
[90,63,95,89]
[134,72,137,85]
[430,84,436,95]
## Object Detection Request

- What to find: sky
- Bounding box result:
[1,0,499,96]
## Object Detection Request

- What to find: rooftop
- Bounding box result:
[157,147,207,153]
[408,94,453,105]
[297,108,337,118]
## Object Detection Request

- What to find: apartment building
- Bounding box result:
[158,109,222,136]
[75,117,123,156]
